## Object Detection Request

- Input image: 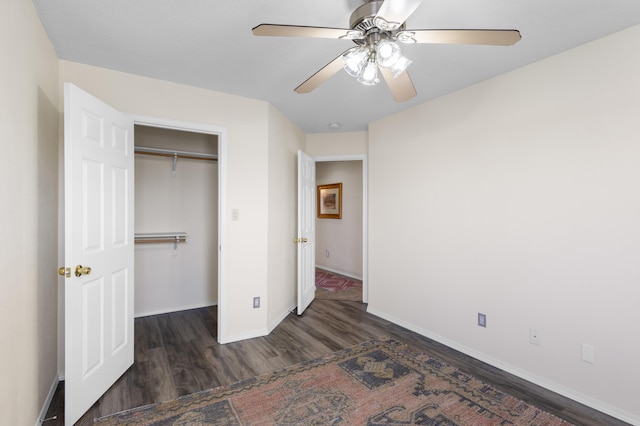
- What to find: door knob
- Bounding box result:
[293,238,309,243]
[58,267,71,278]
[75,265,92,277]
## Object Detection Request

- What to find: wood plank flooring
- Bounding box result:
[44,299,628,425]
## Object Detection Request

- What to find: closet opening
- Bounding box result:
[133,125,219,320]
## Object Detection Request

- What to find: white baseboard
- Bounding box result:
[219,327,269,344]
[222,303,297,343]
[315,265,362,281]
[221,302,298,344]
[268,303,297,334]
[366,306,640,426]
[134,302,218,318]
[36,375,59,426]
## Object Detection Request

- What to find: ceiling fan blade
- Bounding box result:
[375,0,424,27]
[380,68,417,102]
[295,51,349,94]
[252,24,359,40]
[404,29,521,46]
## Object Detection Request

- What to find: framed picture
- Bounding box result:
[317,183,342,219]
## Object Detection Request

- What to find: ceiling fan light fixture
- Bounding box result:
[389,55,412,78]
[357,58,380,86]
[252,0,522,101]
[375,39,401,68]
[343,47,370,77]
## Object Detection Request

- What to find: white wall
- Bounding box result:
[267,105,306,330]
[59,60,273,341]
[134,126,218,317]
[368,25,640,423]
[0,1,60,423]
[316,161,363,278]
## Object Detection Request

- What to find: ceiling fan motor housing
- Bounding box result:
[350,0,406,45]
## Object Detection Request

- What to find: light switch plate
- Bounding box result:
[478,313,486,327]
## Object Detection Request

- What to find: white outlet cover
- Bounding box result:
[529,328,541,346]
[581,344,595,363]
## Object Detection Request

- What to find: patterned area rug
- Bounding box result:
[315,269,362,292]
[315,269,362,302]
[94,337,571,425]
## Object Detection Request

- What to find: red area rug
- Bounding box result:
[94,337,571,425]
[316,269,362,292]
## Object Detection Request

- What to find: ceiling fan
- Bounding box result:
[252,0,521,102]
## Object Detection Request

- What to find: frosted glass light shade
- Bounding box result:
[343,47,369,77]
[376,40,401,68]
[357,60,380,85]
[389,55,412,78]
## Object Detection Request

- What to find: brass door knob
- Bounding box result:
[75,265,92,277]
[58,267,71,277]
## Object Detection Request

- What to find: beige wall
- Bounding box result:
[368,25,640,423]
[306,131,368,156]
[316,161,363,278]
[134,126,218,316]
[0,1,60,424]
[267,105,306,330]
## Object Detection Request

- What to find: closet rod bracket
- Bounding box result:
[172,153,178,176]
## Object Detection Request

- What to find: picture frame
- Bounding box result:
[317,183,342,219]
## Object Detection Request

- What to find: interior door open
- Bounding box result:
[63,83,135,425]
[297,150,316,315]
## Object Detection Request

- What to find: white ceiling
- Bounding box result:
[33,0,640,133]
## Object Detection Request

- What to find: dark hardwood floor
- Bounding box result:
[44,299,627,425]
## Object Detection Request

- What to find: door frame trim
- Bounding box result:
[314,154,368,303]
[129,114,229,343]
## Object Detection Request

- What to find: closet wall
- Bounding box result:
[134,125,218,317]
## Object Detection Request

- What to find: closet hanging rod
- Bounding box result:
[134,146,218,161]
[135,238,187,244]
[134,232,188,244]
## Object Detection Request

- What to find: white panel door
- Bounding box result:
[297,150,316,315]
[63,83,134,425]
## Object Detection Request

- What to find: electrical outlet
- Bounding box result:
[529,329,541,346]
[253,297,260,308]
[325,249,330,258]
[478,313,486,327]
[581,344,595,363]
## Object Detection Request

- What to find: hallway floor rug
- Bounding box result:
[94,337,571,425]
[315,269,362,302]
[315,269,361,292]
